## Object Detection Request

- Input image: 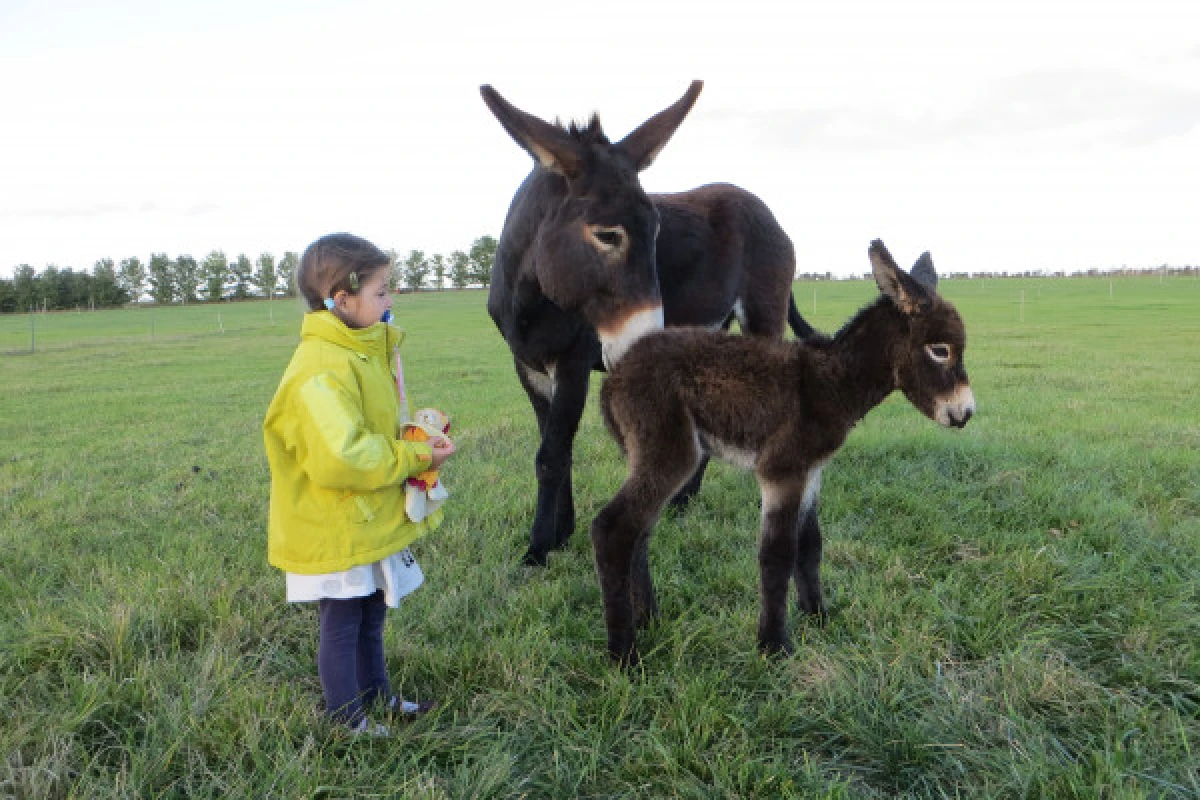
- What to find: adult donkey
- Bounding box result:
[482,82,814,566]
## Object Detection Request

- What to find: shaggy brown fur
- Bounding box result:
[591,240,976,665]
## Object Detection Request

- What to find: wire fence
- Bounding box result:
[0,299,307,356]
[3,276,1195,356]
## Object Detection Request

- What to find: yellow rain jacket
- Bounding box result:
[264,311,442,574]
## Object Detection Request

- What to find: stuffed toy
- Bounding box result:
[400,408,451,522]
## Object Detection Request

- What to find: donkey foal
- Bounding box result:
[591,240,976,665]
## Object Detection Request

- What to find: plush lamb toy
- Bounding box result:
[400,408,451,523]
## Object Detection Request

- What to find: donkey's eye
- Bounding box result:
[925,344,952,364]
[587,225,626,252]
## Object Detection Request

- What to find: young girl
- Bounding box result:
[264,232,455,735]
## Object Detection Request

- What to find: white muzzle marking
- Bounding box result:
[599,305,665,369]
[935,384,976,428]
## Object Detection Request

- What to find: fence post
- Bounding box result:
[30,309,35,353]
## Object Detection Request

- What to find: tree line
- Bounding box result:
[0,236,498,314]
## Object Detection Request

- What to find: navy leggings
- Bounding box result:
[317,590,391,726]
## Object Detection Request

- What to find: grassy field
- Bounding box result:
[2,276,1198,798]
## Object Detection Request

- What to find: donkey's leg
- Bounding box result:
[590,483,651,666]
[739,292,788,339]
[593,412,701,663]
[668,452,709,511]
[516,351,591,566]
[755,476,808,656]
[633,418,705,626]
[519,360,580,550]
[630,533,658,628]
[793,501,828,620]
[735,212,795,340]
[736,264,792,341]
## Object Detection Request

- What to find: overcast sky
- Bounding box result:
[2,0,1197,278]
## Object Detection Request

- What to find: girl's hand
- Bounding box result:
[427,435,456,469]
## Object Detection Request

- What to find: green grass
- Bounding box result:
[2,277,1198,798]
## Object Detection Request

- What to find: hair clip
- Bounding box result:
[323,298,336,310]
[348,272,359,290]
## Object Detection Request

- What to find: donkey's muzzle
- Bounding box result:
[935,384,976,429]
[947,407,974,428]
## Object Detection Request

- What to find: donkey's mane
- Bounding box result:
[796,295,894,350]
[555,113,609,146]
[833,296,894,340]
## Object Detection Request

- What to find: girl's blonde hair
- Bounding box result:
[296,233,391,311]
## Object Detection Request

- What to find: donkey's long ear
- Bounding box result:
[616,80,703,172]
[910,251,938,292]
[869,239,930,315]
[481,85,585,180]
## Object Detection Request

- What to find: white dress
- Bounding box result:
[286,547,424,608]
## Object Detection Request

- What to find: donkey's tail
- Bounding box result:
[787,292,817,340]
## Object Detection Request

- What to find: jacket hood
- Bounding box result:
[301,311,406,354]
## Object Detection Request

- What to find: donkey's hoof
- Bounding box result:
[798,602,830,624]
[608,647,641,670]
[796,591,828,620]
[758,637,794,659]
[521,548,549,568]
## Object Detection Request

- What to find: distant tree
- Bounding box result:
[253,252,277,299]
[386,248,404,289]
[402,249,429,292]
[148,253,174,304]
[92,258,128,307]
[70,269,95,308]
[231,254,253,300]
[13,265,37,310]
[277,251,299,297]
[468,235,497,288]
[449,249,471,289]
[92,259,112,307]
[41,266,70,310]
[430,253,446,290]
[74,270,97,307]
[202,251,229,302]
[0,279,15,313]
[174,254,200,304]
[118,256,147,303]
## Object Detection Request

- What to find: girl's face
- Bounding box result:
[332,268,393,330]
